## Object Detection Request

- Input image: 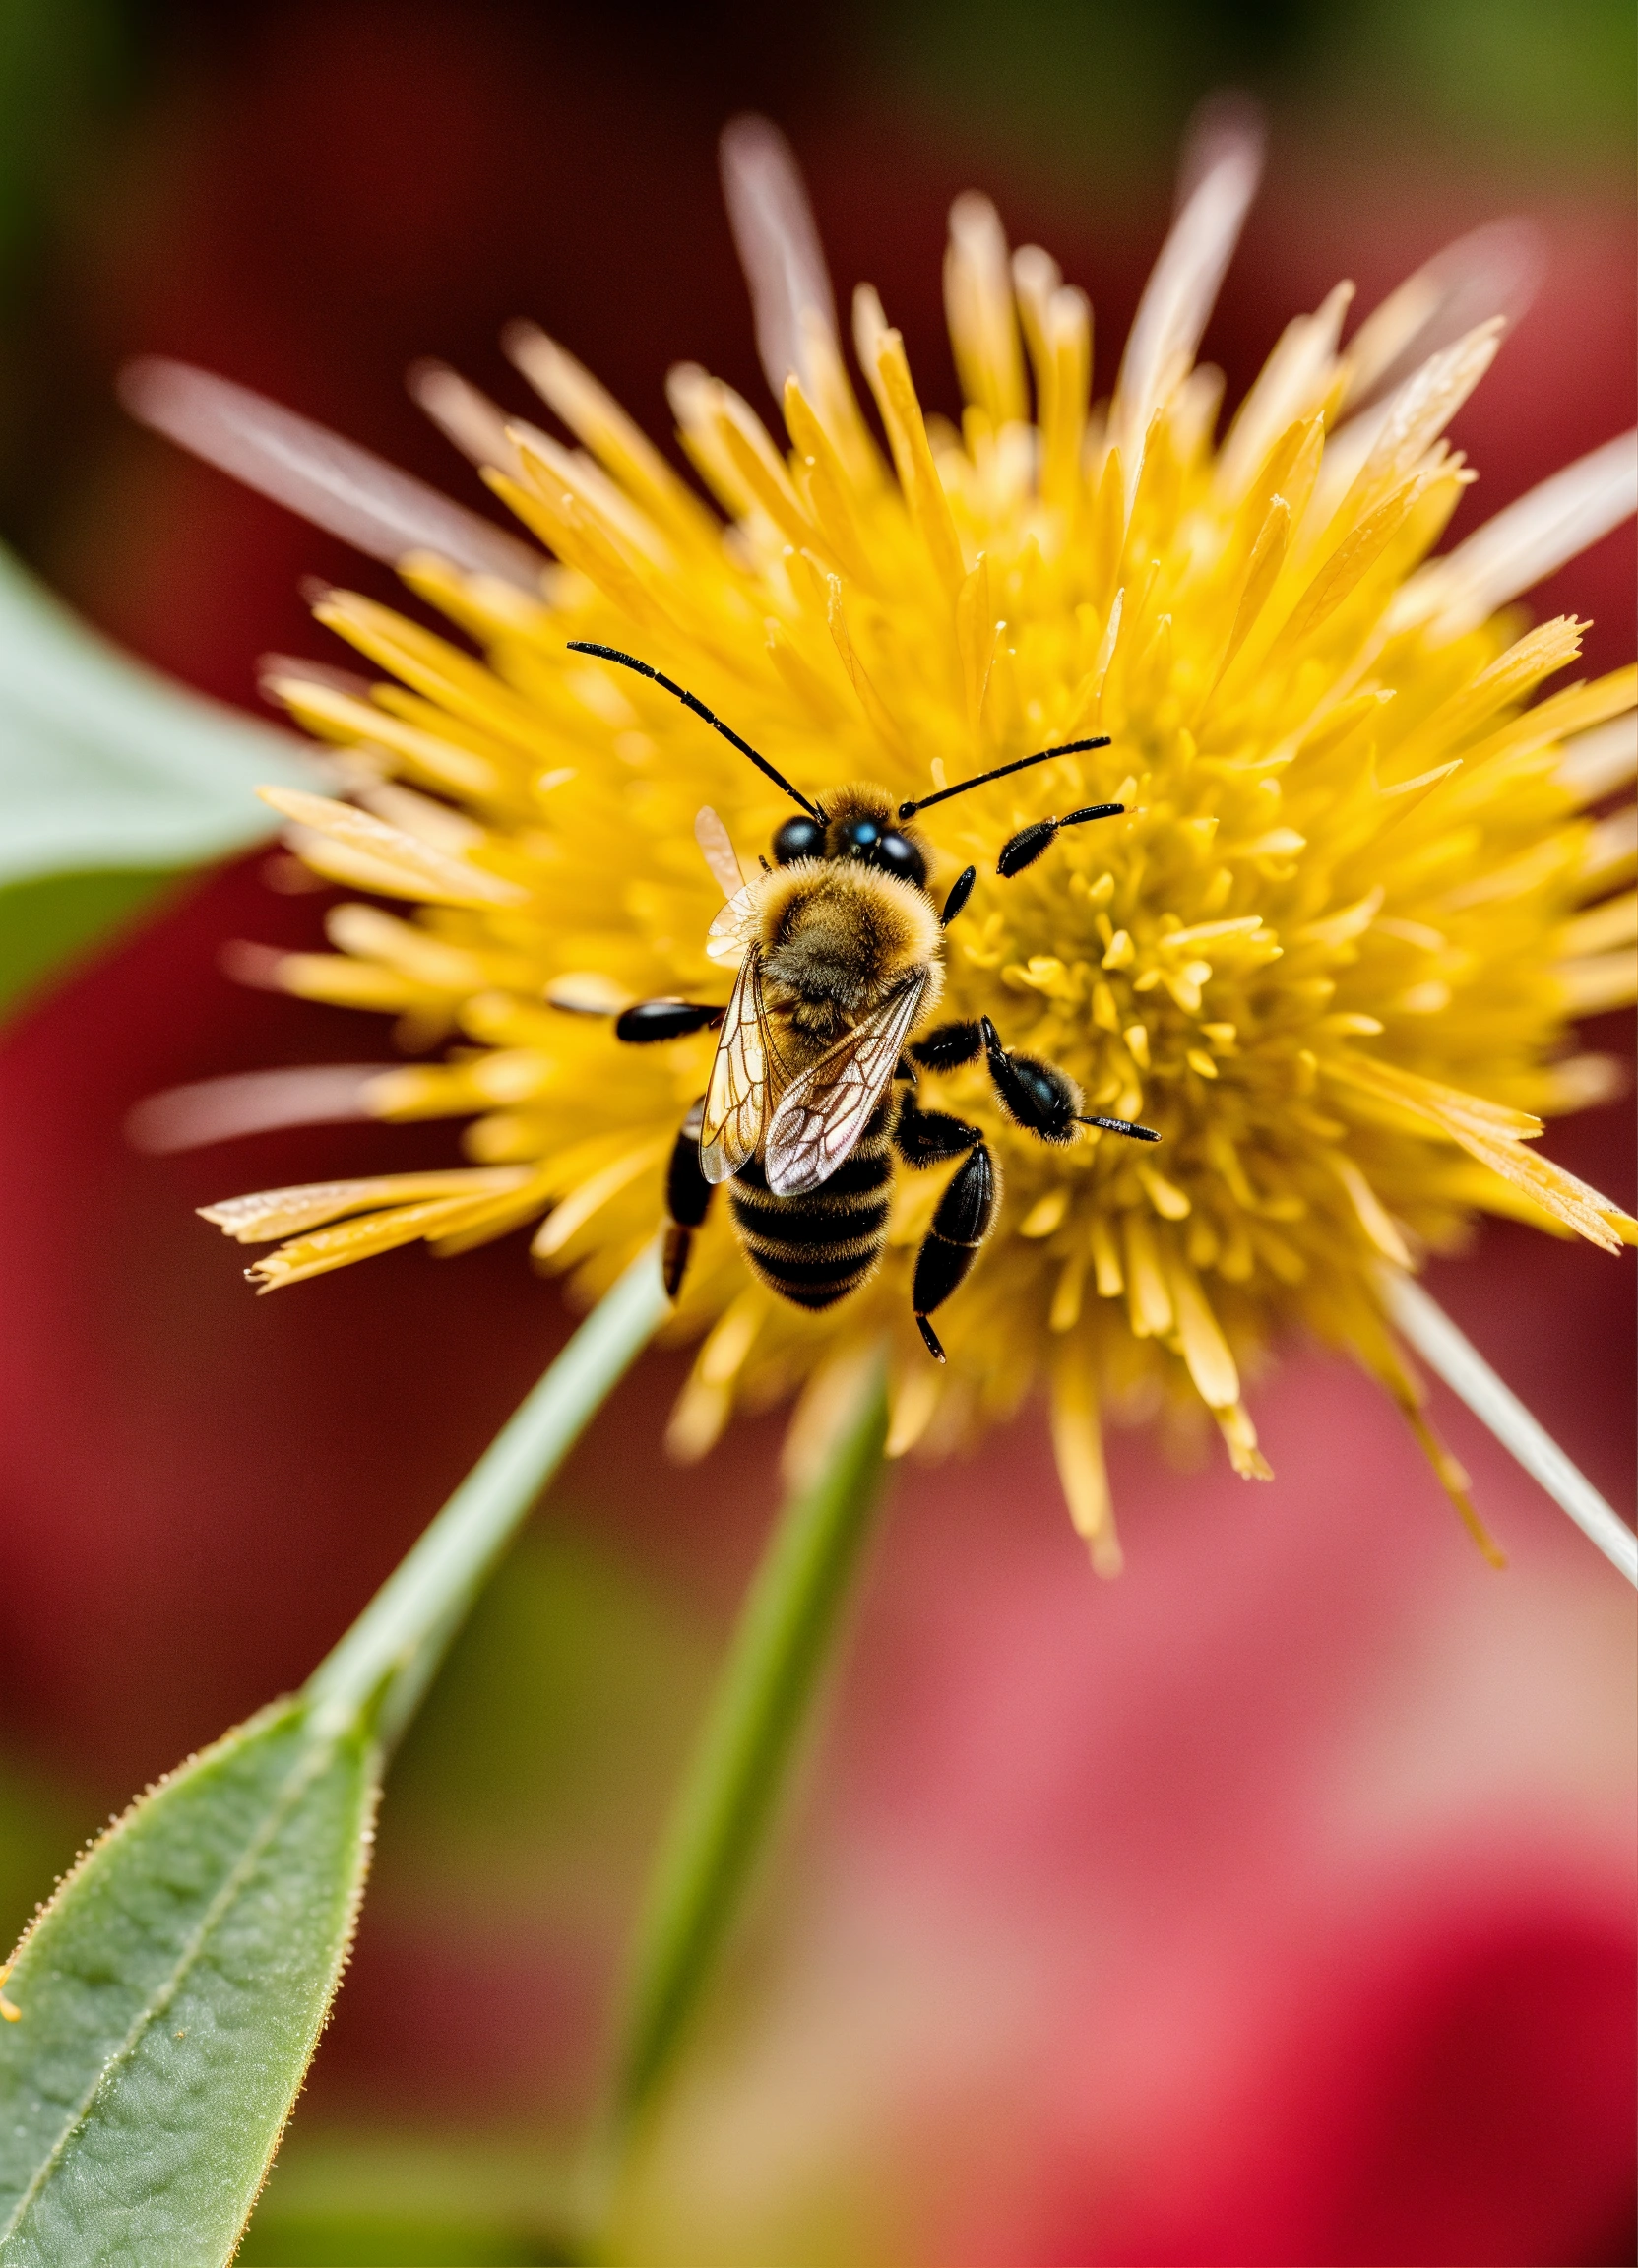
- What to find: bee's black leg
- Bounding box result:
[616,1001,726,1043]
[898,1120,995,1362]
[978,1015,1079,1141]
[662,1097,716,1298]
[979,1016,1159,1143]
[895,1099,981,1167]
[996,802,1123,878]
[895,1102,990,1360]
[940,865,976,925]
[910,1019,984,1072]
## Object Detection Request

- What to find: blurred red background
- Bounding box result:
[0,5,1631,2261]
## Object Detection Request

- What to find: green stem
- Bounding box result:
[607,1352,891,2138]
[306,1244,668,1745]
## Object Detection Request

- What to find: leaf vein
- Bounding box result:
[0,1716,347,2247]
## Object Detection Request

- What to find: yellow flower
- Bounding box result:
[143,116,1636,1565]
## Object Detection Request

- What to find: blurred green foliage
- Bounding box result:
[1330,0,1637,146]
[0,537,304,1020]
[238,2138,574,2264]
[863,0,1636,188]
[0,0,143,551]
[0,1760,89,1961]
[0,0,298,1019]
[0,864,182,1015]
[0,0,130,293]
[243,1522,720,2265]
[383,1524,718,1920]
[864,0,1308,186]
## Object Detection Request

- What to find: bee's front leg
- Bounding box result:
[979,1017,1159,1144]
[940,864,977,925]
[910,1019,984,1072]
[662,1097,716,1298]
[615,1001,726,1042]
[996,801,1123,877]
[895,1102,993,1362]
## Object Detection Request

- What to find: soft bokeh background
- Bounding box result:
[0,4,1633,2261]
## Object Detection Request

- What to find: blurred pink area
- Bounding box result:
[0,6,1632,2260]
[729,1369,1636,2264]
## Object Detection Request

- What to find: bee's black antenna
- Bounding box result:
[898,736,1112,821]
[567,642,825,822]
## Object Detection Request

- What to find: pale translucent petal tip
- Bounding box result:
[1383,1270,1637,1587]
[120,356,543,590]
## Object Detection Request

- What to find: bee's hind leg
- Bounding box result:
[662,1098,716,1299]
[615,1007,728,1297]
[895,1102,993,1362]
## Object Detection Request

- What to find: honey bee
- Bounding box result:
[569,643,1159,1360]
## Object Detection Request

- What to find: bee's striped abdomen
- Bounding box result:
[730,1102,896,1310]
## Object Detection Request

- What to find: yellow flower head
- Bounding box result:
[173,117,1635,1561]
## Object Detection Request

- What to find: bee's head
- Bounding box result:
[773,788,927,889]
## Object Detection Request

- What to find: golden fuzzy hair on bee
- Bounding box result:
[755,859,944,1039]
[820,780,929,850]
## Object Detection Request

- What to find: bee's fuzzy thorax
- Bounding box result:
[756,860,944,1035]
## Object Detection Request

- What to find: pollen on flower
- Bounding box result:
[167,115,1636,1557]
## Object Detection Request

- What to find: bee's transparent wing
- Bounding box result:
[695,805,746,899]
[700,945,778,1184]
[765,972,927,1197]
[706,878,762,967]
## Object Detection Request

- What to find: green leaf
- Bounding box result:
[0,1249,667,2265]
[237,1527,717,2260]
[609,1353,890,2134]
[0,538,313,1014]
[0,1699,377,2268]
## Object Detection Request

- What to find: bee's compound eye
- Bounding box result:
[873,832,926,887]
[773,815,825,863]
